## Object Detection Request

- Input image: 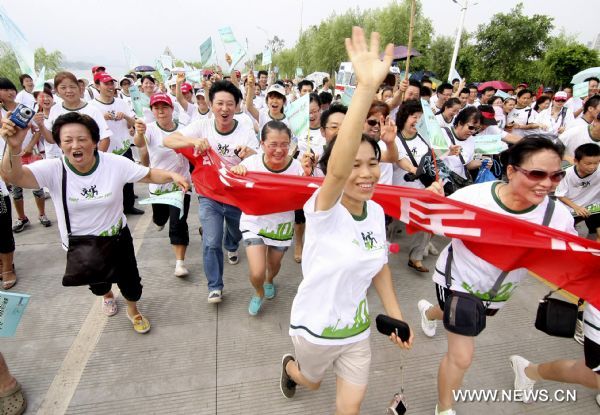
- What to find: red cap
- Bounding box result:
[150,93,173,108]
[95,73,115,84]
[181,83,193,94]
[91,65,106,73]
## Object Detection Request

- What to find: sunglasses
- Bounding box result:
[367,119,380,127]
[466,124,479,131]
[513,166,566,183]
[554,98,567,102]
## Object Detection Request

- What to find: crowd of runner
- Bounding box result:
[0,26,598,415]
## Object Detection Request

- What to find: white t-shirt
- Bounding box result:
[179,118,258,166]
[584,303,600,344]
[555,166,600,213]
[298,127,326,159]
[378,139,396,185]
[536,106,574,135]
[565,116,590,131]
[436,113,454,129]
[432,181,577,309]
[44,101,113,158]
[85,85,101,102]
[507,106,538,137]
[89,98,134,155]
[289,188,388,345]
[394,134,430,188]
[0,136,9,196]
[239,154,303,246]
[28,152,149,249]
[559,125,600,159]
[234,111,256,135]
[258,108,290,139]
[185,105,212,125]
[144,121,191,195]
[442,127,475,179]
[565,97,583,115]
[15,90,35,109]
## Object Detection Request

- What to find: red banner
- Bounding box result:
[180,148,600,308]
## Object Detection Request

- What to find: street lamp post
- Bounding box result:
[448,0,469,82]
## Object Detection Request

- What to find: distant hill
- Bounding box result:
[62,60,95,70]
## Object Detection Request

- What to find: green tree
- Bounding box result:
[471,2,553,84]
[541,35,599,88]
[0,43,63,87]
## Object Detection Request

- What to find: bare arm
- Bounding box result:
[175,73,189,112]
[315,28,393,212]
[133,119,147,149]
[397,157,417,174]
[138,167,189,192]
[245,73,260,121]
[98,137,110,152]
[0,118,41,189]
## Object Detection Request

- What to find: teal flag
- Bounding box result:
[155,59,170,84]
[295,67,303,77]
[186,70,202,83]
[416,99,448,153]
[229,43,246,70]
[284,93,310,139]
[218,26,237,44]
[341,87,355,106]
[129,85,150,118]
[573,81,589,99]
[0,5,35,76]
[33,66,45,92]
[495,89,510,99]
[262,47,272,66]
[199,37,213,66]
[123,44,139,71]
[474,134,505,155]
[139,191,185,219]
[0,290,30,337]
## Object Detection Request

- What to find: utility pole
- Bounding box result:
[448,0,469,82]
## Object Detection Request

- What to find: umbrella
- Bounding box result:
[134,65,155,73]
[571,67,600,84]
[409,70,437,82]
[305,72,330,86]
[379,45,421,63]
[477,80,513,92]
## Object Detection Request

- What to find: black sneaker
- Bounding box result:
[280,354,297,399]
[39,215,52,227]
[12,217,29,233]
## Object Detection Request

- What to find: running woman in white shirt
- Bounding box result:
[417,136,576,415]
[231,121,312,315]
[133,93,192,277]
[279,27,418,414]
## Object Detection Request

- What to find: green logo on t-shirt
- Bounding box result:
[258,221,294,241]
[321,299,370,339]
[361,231,378,250]
[462,281,517,302]
[81,185,99,199]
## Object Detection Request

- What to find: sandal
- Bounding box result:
[0,382,27,415]
[102,297,118,317]
[408,260,429,273]
[1,271,17,290]
[127,311,151,334]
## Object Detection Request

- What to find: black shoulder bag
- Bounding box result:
[442,127,473,194]
[534,199,579,338]
[397,133,435,187]
[443,198,555,336]
[61,165,122,287]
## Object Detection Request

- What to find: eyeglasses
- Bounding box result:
[513,166,566,183]
[265,143,290,150]
[367,119,380,127]
[325,125,340,131]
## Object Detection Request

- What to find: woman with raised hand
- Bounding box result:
[1,112,189,334]
[231,121,312,316]
[279,27,419,415]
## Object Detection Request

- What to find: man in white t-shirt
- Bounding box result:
[163,81,258,303]
[90,73,142,214]
[15,74,36,109]
[566,95,600,131]
[566,77,599,119]
[508,89,540,137]
[555,143,600,241]
[559,113,600,164]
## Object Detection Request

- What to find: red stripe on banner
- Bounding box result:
[180,148,600,308]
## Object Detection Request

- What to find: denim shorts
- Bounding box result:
[242,232,289,252]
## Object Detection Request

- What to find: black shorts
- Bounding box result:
[584,336,600,373]
[575,214,600,235]
[435,283,498,316]
[0,196,15,254]
[151,194,191,246]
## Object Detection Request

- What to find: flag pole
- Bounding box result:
[400,0,416,102]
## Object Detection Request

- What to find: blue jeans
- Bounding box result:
[198,196,242,291]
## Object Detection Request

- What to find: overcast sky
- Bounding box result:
[1,0,597,72]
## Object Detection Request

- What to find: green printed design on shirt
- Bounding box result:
[461,281,517,302]
[258,221,294,241]
[99,218,123,237]
[112,139,132,155]
[321,299,370,339]
[150,183,179,196]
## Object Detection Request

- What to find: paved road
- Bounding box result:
[2,185,597,414]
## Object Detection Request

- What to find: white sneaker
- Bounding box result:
[509,355,536,403]
[174,264,189,277]
[596,394,600,408]
[208,290,222,303]
[227,250,239,265]
[434,405,456,415]
[418,299,437,337]
[155,223,164,231]
[574,318,584,345]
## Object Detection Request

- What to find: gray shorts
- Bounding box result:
[242,235,288,252]
[291,335,371,385]
[11,186,45,200]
